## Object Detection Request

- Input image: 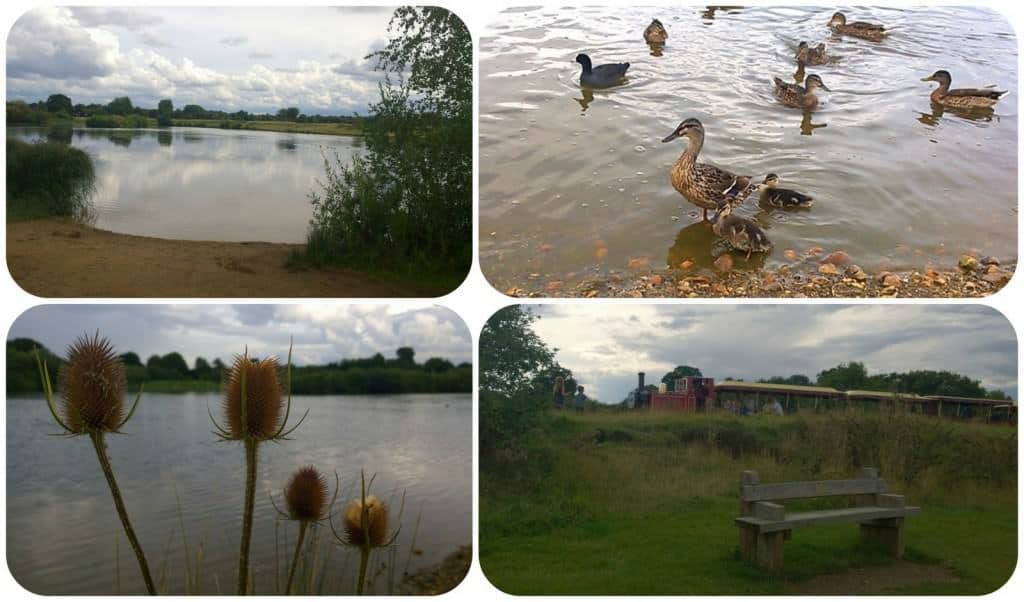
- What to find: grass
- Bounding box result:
[172,119,363,137]
[480,410,1017,595]
[6,138,96,222]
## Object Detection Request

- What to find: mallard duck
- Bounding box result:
[759,174,814,208]
[828,12,885,41]
[774,74,829,109]
[576,54,630,88]
[795,41,827,65]
[644,19,668,44]
[921,70,1006,109]
[662,118,757,221]
[710,200,773,260]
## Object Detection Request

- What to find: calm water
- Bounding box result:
[479,5,1018,289]
[8,126,361,243]
[6,393,471,594]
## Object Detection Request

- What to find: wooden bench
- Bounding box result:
[735,468,920,571]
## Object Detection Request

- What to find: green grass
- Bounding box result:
[172,119,363,137]
[6,138,96,222]
[480,411,1017,595]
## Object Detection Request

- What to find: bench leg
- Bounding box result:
[860,518,905,558]
[738,524,758,563]
[755,531,785,572]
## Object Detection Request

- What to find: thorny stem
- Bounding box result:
[90,431,156,595]
[237,438,258,595]
[356,546,371,595]
[285,521,308,594]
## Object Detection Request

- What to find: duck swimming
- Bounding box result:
[662,118,757,221]
[575,53,630,88]
[774,74,829,109]
[828,12,885,41]
[795,41,827,65]
[759,174,814,208]
[643,19,668,44]
[921,70,1006,109]
[710,200,773,260]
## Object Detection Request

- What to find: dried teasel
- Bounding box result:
[277,465,338,523]
[343,494,389,547]
[210,345,307,442]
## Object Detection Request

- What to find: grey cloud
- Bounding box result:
[140,31,175,48]
[69,7,163,31]
[7,10,116,79]
[219,35,248,47]
[248,51,274,60]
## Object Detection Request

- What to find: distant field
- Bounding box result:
[480,410,1017,595]
[172,119,363,137]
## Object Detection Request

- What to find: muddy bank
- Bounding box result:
[6,218,442,297]
[400,545,471,595]
[503,249,1015,298]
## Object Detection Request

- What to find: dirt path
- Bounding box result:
[788,560,960,594]
[6,218,441,297]
[399,545,472,595]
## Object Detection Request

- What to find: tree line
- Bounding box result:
[7,338,470,395]
[7,94,362,128]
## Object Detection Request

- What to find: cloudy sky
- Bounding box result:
[529,305,1018,402]
[6,6,396,114]
[9,304,470,367]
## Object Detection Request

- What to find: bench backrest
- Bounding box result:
[739,468,887,503]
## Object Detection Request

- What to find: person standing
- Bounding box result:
[574,385,588,412]
[553,376,566,410]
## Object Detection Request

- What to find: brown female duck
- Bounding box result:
[662,118,757,221]
[711,200,773,260]
[795,41,827,65]
[643,19,668,44]
[921,70,1006,109]
[828,12,885,41]
[774,74,829,109]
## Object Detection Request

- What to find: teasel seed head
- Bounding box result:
[343,495,388,548]
[58,332,126,433]
[222,355,284,440]
[285,465,329,522]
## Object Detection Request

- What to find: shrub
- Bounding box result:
[6,139,95,219]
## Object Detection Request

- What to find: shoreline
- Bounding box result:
[501,254,1015,298]
[6,217,443,297]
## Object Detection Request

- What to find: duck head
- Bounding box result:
[829,12,846,27]
[805,74,830,91]
[709,198,734,224]
[661,117,703,143]
[795,41,809,56]
[921,70,952,87]
[762,173,781,188]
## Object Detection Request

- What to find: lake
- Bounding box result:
[6,392,471,594]
[479,6,1017,289]
[7,126,361,243]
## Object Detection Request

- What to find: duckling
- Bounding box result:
[828,12,885,41]
[662,118,757,221]
[795,41,827,65]
[575,53,630,89]
[643,19,668,44]
[710,200,773,260]
[759,174,814,208]
[921,70,1006,109]
[774,74,829,109]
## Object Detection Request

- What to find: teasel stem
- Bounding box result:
[356,546,371,596]
[285,521,308,594]
[237,437,258,595]
[90,431,156,595]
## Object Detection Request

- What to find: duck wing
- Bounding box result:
[850,21,884,31]
[772,187,814,207]
[695,163,749,200]
[773,78,803,95]
[592,62,630,79]
[947,87,1007,100]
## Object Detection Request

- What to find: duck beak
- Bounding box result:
[921,75,934,82]
[820,83,831,91]
[662,130,680,143]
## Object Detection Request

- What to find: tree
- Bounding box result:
[107,96,134,115]
[119,352,142,367]
[157,99,173,127]
[661,365,702,391]
[760,374,812,386]
[395,346,416,367]
[180,104,207,119]
[480,306,555,398]
[277,107,300,121]
[45,94,72,115]
[304,7,471,273]
[816,362,870,390]
[423,357,454,372]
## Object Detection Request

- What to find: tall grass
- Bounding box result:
[6,138,96,220]
[84,114,153,128]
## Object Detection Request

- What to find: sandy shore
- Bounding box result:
[6,218,442,298]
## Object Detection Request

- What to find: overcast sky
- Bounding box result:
[9,304,471,367]
[6,6,397,114]
[530,305,1018,402]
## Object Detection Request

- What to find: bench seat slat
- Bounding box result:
[735,506,921,533]
[741,478,886,501]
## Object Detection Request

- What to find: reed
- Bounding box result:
[34,333,155,594]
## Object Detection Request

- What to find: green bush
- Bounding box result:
[6,139,95,219]
[85,114,151,128]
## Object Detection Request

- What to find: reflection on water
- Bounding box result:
[7,126,360,243]
[479,6,1017,292]
[6,393,471,594]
